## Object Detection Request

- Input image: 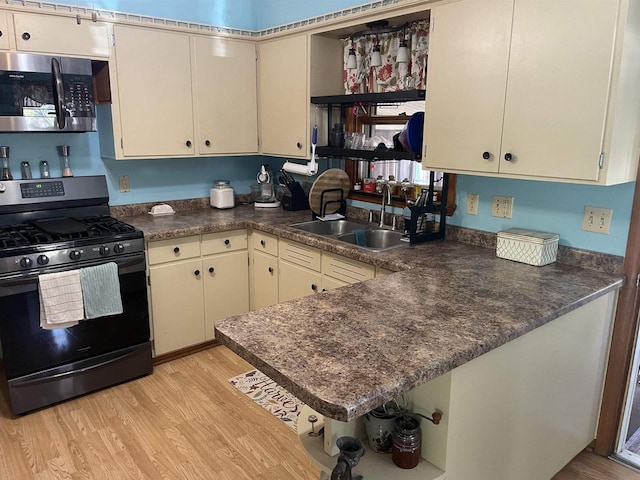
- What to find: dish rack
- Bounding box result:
[405,172,450,244]
[312,187,347,220]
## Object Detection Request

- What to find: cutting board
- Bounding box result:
[308,169,351,216]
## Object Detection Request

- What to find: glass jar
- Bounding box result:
[392,414,421,469]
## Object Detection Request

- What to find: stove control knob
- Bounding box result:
[99,245,111,256]
[19,257,32,268]
[69,250,81,260]
[37,255,49,265]
[113,244,125,254]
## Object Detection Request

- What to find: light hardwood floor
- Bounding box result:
[0,345,637,479]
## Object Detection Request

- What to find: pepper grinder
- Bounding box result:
[58,145,73,177]
[0,146,12,181]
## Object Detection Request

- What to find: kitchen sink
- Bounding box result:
[337,229,408,252]
[290,219,371,236]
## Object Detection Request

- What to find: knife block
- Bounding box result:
[281,182,310,211]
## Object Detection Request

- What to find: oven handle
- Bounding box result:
[11,348,143,388]
[51,57,66,130]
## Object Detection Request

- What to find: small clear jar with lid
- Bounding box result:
[210,180,235,209]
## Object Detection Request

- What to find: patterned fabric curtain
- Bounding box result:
[343,20,429,94]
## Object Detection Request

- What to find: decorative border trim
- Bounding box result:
[2,0,410,37]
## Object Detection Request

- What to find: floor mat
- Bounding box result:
[228,369,305,432]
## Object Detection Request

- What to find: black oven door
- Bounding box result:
[0,253,150,380]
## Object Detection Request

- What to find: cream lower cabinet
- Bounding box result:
[322,251,375,288]
[251,231,279,310]
[424,0,640,185]
[148,230,248,355]
[278,238,322,302]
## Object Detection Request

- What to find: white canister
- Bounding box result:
[210,180,235,209]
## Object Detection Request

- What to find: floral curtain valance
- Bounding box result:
[343,20,429,94]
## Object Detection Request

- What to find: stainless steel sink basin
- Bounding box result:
[337,229,408,251]
[290,219,370,236]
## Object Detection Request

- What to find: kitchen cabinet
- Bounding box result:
[320,275,349,292]
[278,238,321,302]
[12,12,109,57]
[250,231,279,310]
[321,251,375,285]
[192,36,258,155]
[423,0,640,185]
[148,236,204,356]
[0,13,9,51]
[258,34,308,158]
[148,230,249,355]
[202,230,249,340]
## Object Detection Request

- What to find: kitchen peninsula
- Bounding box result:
[119,204,623,480]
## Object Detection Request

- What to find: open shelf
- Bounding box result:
[316,146,419,161]
[311,90,426,105]
[298,406,445,480]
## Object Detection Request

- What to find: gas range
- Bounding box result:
[0,176,144,278]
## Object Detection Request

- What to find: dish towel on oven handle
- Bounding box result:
[80,262,123,319]
[38,270,84,329]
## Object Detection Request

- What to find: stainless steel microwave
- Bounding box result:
[0,52,96,132]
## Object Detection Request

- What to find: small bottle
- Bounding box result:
[20,161,32,180]
[58,145,73,177]
[0,146,12,181]
[39,160,50,179]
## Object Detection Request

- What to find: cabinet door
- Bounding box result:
[150,259,205,355]
[0,13,10,51]
[321,275,349,292]
[258,34,308,158]
[203,250,249,340]
[278,259,321,303]
[423,0,513,173]
[193,36,258,155]
[252,250,278,310]
[13,13,109,57]
[113,25,194,157]
[499,0,618,181]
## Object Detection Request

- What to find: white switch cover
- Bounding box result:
[582,206,612,234]
[466,194,479,215]
[119,175,130,193]
[491,195,513,218]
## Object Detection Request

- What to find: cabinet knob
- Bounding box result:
[0,31,3,38]
[268,267,274,274]
[173,247,180,254]
[186,140,192,148]
[311,284,318,291]
[296,142,303,149]
[208,267,214,274]
[22,32,30,41]
[504,153,513,162]
[482,151,491,160]
[322,288,327,292]
[194,269,200,276]
[205,139,211,147]
[224,239,230,245]
[260,240,266,247]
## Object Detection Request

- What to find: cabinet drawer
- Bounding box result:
[279,238,321,272]
[252,230,278,256]
[321,251,375,284]
[147,236,200,265]
[202,229,247,255]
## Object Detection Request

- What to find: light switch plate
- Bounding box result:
[491,195,513,218]
[466,194,479,215]
[119,175,130,193]
[582,206,612,234]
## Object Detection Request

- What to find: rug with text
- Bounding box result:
[228,369,304,432]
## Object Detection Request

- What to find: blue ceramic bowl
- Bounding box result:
[406,112,424,153]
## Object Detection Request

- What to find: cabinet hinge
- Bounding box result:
[147,275,150,286]
[111,32,116,46]
[599,153,605,169]
[120,137,124,149]
[636,273,640,287]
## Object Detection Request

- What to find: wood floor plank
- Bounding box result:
[0,345,638,479]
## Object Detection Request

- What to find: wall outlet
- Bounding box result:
[491,195,513,218]
[582,206,612,234]
[466,193,479,215]
[119,175,130,193]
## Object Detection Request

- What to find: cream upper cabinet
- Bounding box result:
[111,25,195,158]
[258,34,308,158]
[192,36,258,155]
[424,0,640,185]
[12,13,109,57]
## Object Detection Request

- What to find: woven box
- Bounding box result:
[496,228,559,266]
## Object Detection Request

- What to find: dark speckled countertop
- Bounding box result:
[118,204,624,422]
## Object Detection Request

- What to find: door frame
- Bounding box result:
[595,163,640,454]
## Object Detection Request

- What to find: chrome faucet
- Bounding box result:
[379,183,392,228]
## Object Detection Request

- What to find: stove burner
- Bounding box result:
[0,216,138,250]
